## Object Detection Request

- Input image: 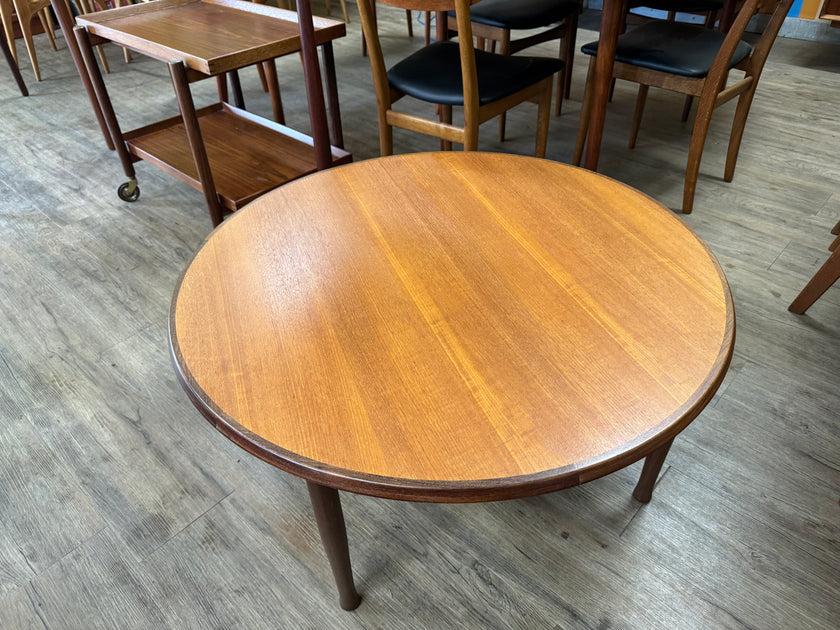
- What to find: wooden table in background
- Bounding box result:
[169,152,735,609]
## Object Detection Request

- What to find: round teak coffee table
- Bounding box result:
[169,152,734,610]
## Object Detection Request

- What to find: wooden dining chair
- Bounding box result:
[0,0,57,81]
[444,0,581,142]
[574,0,793,214]
[357,0,562,157]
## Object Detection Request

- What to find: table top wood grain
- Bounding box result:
[170,152,734,502]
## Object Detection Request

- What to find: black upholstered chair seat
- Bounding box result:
[387,41,563,106]
[581,22,752,77]
[448,0,580,30]
[628,0,722,12]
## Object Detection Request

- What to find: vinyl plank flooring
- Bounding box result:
[0,6,839,628]
[21,527,171,629]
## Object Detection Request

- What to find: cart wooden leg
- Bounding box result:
[169,61,225,227]
[306,481,361,611]
[296,0,331,170]
[50,0,114,150]
[73,26,136,184]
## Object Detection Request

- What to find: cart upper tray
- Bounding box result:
[75,0,346,74]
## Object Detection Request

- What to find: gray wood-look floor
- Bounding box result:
[0,5,838,628]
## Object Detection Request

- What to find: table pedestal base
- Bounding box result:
[307,481,361,610]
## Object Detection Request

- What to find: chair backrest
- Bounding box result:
[357,0,484,124]
[700,0,793,102]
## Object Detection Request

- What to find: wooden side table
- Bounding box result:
[170,152,735,609]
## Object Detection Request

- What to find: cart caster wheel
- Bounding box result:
[118,182,140,202]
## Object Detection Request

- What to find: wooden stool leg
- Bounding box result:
[788,247,840,315]
[632,438,674,503]
[307,481,361,611]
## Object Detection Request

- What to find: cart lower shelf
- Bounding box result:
[123,102,352,211]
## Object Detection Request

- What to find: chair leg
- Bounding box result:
[681,95,694,122]
[378,116,393,156]
[424,11,431,45]
[19,12,42,81]
[38,9,57,51]
[629,84,648,149]
[405,9,413,38]
[497,32,512,142]
[573,58,596,167]
[440,104,453,151]
[788,247,840,315]
[534,79,552,158]
[95,44,110,74]
[683,98,716,214]
[724,85,758,183]
[340,0,349,23]
[560,11,579,105]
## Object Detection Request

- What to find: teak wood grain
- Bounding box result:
[75,0,346,75]
[170,152,734,502]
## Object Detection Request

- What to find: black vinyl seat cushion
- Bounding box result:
[581,22,752,77]
[628,0,722,11]
[387,41,563,106]
[448,0,580,30]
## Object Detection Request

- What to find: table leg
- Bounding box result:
[583,0,623,171]
[50,0,114,150]
[632,438,674,503]
[306,481,361,611]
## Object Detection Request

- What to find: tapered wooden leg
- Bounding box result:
[683,96,716,214]
[585,0,622,171]
[534,79,552,158]
[629,84,647,149]
[724,86,758,183]
[573,58,596,166]
[632,438,674,503]
[0,25,26,96]
[307,482,361,611]
[681,95,693,122]
[788,247,840,315]
[440,105,453,151]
